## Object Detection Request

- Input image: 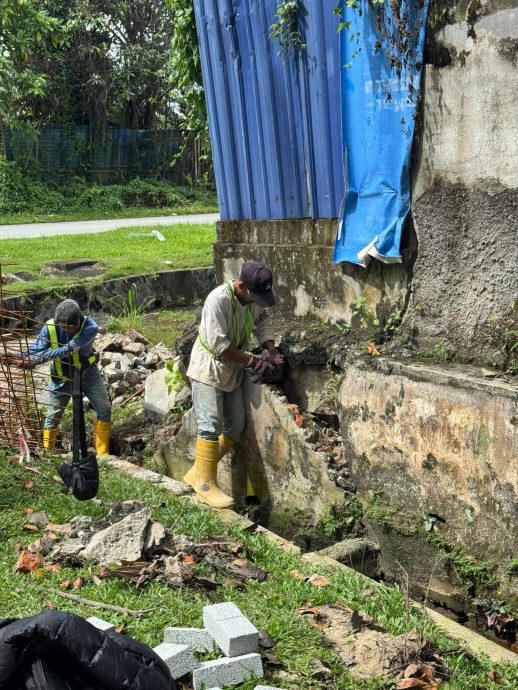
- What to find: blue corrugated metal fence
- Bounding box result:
[194,0,343,220]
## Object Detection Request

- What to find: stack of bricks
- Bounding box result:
[88,604,284,690]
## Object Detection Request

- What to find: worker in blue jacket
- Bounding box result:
[21,299,112,455]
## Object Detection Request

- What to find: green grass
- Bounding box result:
[0,454,517,689]
[107,309,198,349]
[0,203,218,225]
[0,222,216,293]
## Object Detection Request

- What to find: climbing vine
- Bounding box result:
[269,0,305,56]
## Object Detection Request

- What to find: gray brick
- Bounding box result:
[86,616,115,632]
[153,642,199,679]
[203,603,259,657]
[203,602,242,622]
[164,626,215,653]
[192,653,263,690]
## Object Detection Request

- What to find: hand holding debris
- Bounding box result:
[247,358,283,384]
[266,347,284,366]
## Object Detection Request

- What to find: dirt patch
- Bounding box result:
[299,604,449,684]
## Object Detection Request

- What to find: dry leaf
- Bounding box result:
[396,680,429,689]
[23,524,38,532]
[60,579,71,590]
[13,550,43,573]
[367,341,381,357]
[13,542,23,553]
[308,574,330,587]
[115,624,126,634]
[91,575,102,586]
[73,578,82,590]
[232,558,248,568]
[289,570,308,581]
[44,600,54,609]
[22,508,34,515]
[183,555,197,565]
[487,671,503,685]
[22,480,34,490]
[44,564,61,574]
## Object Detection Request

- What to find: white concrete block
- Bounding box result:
[153,642,199,679]
[164,626,215,652]
[86,616,115,632]
[203,603,259,657]
[192,653,263,690]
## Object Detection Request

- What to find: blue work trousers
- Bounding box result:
[44,364,111,430]
[191,379,246,443]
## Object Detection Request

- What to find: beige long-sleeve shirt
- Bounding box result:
[187,283,273,392]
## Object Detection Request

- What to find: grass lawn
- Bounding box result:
[0,222,216,293]
[0,455,516,689]
[106,309,198,350]
[0,203,219,226]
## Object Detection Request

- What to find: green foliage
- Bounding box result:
[507,559,518,575]
[32,0,175,132]
[318,498,364,540]
[0,167,217,217]
[270,0,306,57]
[166,0,207,144]
[351,294,380,330]
[480,302,518,374]
[164,358,185,395]
[0,0,63,125]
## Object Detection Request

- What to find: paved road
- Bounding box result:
[0,213,220,240]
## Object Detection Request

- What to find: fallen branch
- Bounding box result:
[50,589,154,617]
[113,386,144,408]
[22,465,65,486]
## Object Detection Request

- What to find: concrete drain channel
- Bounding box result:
[158,367,518,667]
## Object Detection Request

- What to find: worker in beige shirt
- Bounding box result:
[185,261,283,508]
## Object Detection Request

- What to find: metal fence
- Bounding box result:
[3,125,212,185]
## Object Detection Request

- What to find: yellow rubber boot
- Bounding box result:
[43,429,58,451]
[95,420,112,456]
[218,434,235,460]
[183,438,234,509]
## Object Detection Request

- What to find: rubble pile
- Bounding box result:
[95,331,175,405]
[17,500,268,591]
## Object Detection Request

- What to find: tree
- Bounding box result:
[0,0,62,127]
[32,0,176,132]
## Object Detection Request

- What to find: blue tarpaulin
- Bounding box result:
[333,1,430,266]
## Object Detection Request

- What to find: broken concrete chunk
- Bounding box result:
[144,521,167,552]
[80,507,151,565]
[123,341,146,356]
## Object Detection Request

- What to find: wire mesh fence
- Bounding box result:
[2,126,212,185]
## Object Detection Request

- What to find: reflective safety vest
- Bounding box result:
[197,282,254,360]
[46,317,96,380]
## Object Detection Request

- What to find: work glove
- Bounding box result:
[266,347,284,366]
[16,357,36,370]
[247,358,282,384]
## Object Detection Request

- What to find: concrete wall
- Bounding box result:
[408,1,518,361]
[215,220,413,327]
[337,358,518,572]
[159,377,345,530]
[2,268,215,326]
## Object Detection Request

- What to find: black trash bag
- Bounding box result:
[58,365,99,500]
[0,610,175,690]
